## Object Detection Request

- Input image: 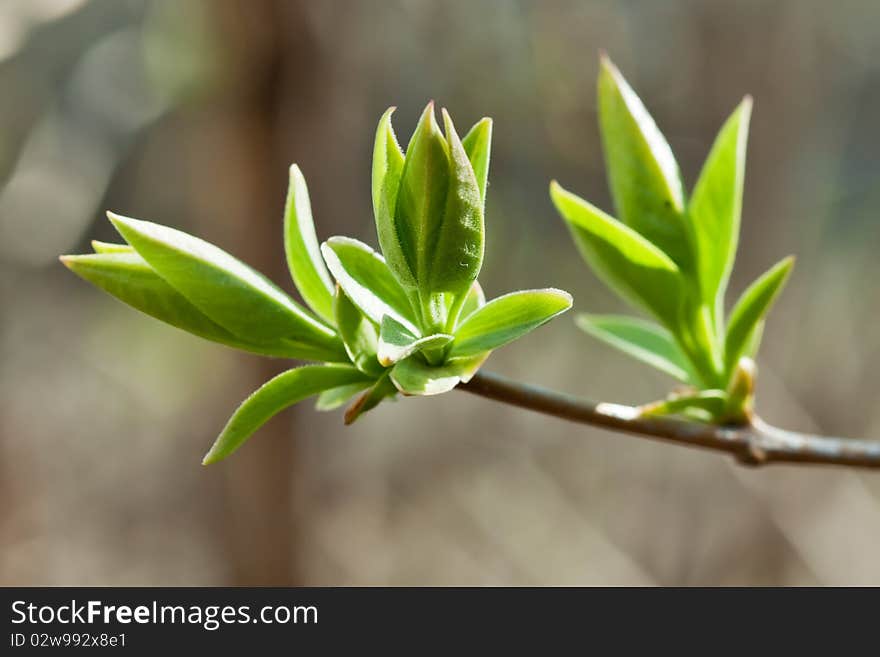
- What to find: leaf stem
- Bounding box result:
[459,370,880,469]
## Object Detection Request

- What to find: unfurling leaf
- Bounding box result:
[458,280,486,324]
[390,353,488,396]
[377,315,453,366]
[315,381,375,411]
[108,213,346,362]
[372,107,408,287]
[724,256,794,375]
[91,240,134,254]
[284,164,336,324]
[203,365,372,464]
[689,98,752,323]
[639,389,727,419]
[576,314,695,383]
[550,182,683,327]
[321,236,417,332]
[597,55,690,267]
[451,289,572,358]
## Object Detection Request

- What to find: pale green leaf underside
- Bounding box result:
[321,236,417,332]
[550,182,683,327]
[108,213,344,361]
[725,256,794,375]
[689,98,752,322]
[334,287,383,376]
[451,288,572,358]
[597,56,690,267]
[315,380,375,411]
[458,280,486,326]
[377,315,453,366]
[576,313,694,383]
[203,365,371,464]
[390,353,488,396]
[284,164,336,324]
[371,107,409,288]
[91,240,134,254]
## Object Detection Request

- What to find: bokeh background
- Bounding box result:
[2,0,880,586]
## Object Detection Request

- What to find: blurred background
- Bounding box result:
[2,0,879,586]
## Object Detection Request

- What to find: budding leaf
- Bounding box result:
[576,314,695,384]
[461,117,493,204]
[284,164,336,324]
[203,364,372,464]
[689,98,752,324]
[550,182,683,328]
[321,236,417,332]
[108,213,345,361]
[334,287,384,376]
[724,256,794,376]
[372,107,409,287]
[598,56,690,267]
[451,289,572,358]
[91,240,134,254]
[390,353,488,396]
[377,315,453,367]
[640,389,727,418]
[458,280,486,325]
[344,372,398,424]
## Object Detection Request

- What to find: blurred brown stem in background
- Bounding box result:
[462,371,880,469]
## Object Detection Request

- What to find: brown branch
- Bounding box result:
[459,371,880,469]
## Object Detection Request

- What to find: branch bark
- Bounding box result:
[459,371,880,469]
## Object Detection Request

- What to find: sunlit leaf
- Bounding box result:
[597,56,690,267]
[451,289,572,358]
[371,107,409,287]
[390,353,488,396]
[724,256,794,375]
[458,280,486,325]
[461,117,492,204]
[321,236,417,332]
[60,252,310,359]
[576,313,695,383]
[203,365,371,464]
[91,240,134,254]
[377,315,453,366]
[334,286,383,376]
[108,213,345,361]
[550,182,683,327]
[689,98,752,323]
[284,164,335,324]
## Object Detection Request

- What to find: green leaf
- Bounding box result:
[724,256,794,376]
[390,353,488,396]
[451,289,572,358]
[284,164,335,324]
[344,372,398,424]
[689,98,753,322]
[60,252,308,359]
[321,236,417,332]
[371,107,409,288]
[315,380,374,411]
[639,389,727,419]
[597,56,690,267]
[429,108,484,296]
[575,313,695,383]
[387,102,449,289]
[108,212,345,361]
[377,315,453,366]
[458,280,486,324]
[203,364,371,464]
[550,182,683,327]
[334,286,384,376]
[91,240,133,254]
[461,117,492,204]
